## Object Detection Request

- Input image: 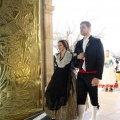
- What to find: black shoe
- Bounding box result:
[105,88,108,91]
[109,88,113,91]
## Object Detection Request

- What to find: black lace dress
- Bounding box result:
[45,51,73,111]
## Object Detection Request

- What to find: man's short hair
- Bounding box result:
[80,21,91,28]
[106,50,110,52]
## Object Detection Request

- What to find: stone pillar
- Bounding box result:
[41,0,54,85]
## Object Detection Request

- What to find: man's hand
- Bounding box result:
[91,78,99,86]
[77,52,84,59]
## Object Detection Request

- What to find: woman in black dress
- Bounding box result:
[45,40,77,120]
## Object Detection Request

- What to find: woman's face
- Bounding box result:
[105,51,109,57]
[58,42,66,52]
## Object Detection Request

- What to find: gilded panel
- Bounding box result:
[0,0,42,119]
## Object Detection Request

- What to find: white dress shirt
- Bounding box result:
[82,36,90,71]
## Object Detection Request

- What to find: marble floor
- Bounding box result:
[83,86,120,120]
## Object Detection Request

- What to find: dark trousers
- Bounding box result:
[76,72,99,106]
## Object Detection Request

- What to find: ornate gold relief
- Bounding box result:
[0,0,42,120]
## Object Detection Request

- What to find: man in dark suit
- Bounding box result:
[74,21,104,120]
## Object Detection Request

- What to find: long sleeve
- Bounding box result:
[73,40,83,68]
[95,39,104,79]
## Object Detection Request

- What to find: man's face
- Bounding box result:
[80,23,90,36]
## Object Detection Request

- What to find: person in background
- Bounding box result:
[99,50,118,91]
[115,58,119,72]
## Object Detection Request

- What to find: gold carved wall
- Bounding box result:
[0,0,42,120]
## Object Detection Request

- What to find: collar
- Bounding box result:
[83,35,91,40]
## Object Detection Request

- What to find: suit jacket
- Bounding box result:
[74,35,104,79]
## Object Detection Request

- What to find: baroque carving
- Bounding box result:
[0,0,42,119]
